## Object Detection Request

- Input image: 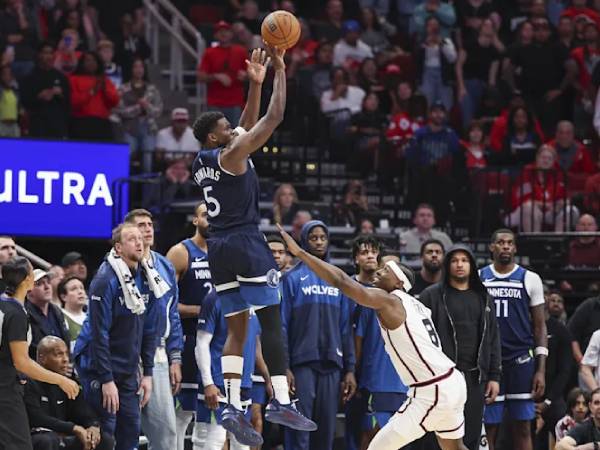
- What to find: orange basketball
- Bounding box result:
[261,10,301,50]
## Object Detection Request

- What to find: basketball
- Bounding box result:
[261,10,301,50]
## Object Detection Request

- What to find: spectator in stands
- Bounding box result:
[0,63,20,137]
[333,20,374,69]
[506,16,571,136]
[455,0,500,44]
[496,105,542,166]
[399,203,453,257]
[568,295,600,371]
[410,238,445,296]
[270,183,299,226]
[114,13,151,81]
[236,0,261,34]
[20,42,70,138]
[61,252,87,283]
[411,0,456,41]
[24,336,114,450]
[555,388,590,442]
[291,210,312,242]
[116,56,163,173]
[348,92,386,175]
[304,41,334,105]
[26,269,71,360]
[73,223,157,450]
[419,244,501,450]
[489,94,545,153]
[584,156,600,215]
[557,16,575,52]
[0,235,17,275]
[546,290,567,324]
[536,292,574,450]
[386,83,425,155]
[232,21,262,51]
[581,329,600,391]
[281,220,356,450]
[47,265,65,307]
[507,145,578,232]
[460,120,488,170]
[197,20,247,126]
[359,7,390,54]
[333,179,371,228]
[456,18,502,129]
[320,67,366,115]
[143,158,199,209]
[69,51,119,140]
[51,1,103,52]
[285,18,318,79]
[356,217,375,235]
[0,0,37,79]
[416,16,457,111]
[555,388,600,450]
[566,214,600,268]
[549,121,596,189]
[53,8,87,51]
[405,101,461,221]
[314,0,345,42]
[357,58,384,99]
[561,0,600,29]
[53,29,82,76]
[98,40,122,89]
[57,276,87,345]
[156,108,200,159]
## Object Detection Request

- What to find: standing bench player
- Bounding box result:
[191,47,316,446]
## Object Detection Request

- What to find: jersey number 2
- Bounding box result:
[203,186,221,218]
[422,318,441,348]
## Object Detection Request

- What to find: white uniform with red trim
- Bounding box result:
[368,289,468,450]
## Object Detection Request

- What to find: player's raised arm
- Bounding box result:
[221,45,286,174]
[277,225,401,316]
[238,49,270,130]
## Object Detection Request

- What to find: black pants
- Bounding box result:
[0,384,32,450]
[31,431,114,450]
[412,371,486,450]
[69,117,113,141]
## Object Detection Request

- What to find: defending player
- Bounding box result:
[479,229,547,450]
[277,225,469,450]
[191,46,315,446]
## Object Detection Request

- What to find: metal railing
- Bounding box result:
[143,0,207,114]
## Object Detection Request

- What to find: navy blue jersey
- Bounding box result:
[355,305,407,394]
[178,239,212,336]
[479,264,545,361]
[192,148,261,231]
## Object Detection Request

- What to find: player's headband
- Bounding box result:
[385,260,412,292]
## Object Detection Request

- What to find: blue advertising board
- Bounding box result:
[0,138,129,239]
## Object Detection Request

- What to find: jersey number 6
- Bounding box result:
[203,186,221,218]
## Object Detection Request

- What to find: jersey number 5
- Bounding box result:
[203,186,221,218]
[422,318,441,348]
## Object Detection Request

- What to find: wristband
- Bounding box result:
[534,347,548,357]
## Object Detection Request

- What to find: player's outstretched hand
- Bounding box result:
[245,48,270,84]
[264,44,286,72]
[277,224,300,256]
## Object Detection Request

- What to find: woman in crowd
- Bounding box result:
[460,120,489,171]
[555,388,590,441]
[0,256,79,450]
[359,7,389,54]
[271,183,299,226]
[115,56,163,172]
[69,51,119,140]
[348,92,386,175]
[58,275,88,347]
[333,179,372,227]
[497,105,542,166]
[506,145,579,232]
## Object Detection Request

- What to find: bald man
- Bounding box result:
[24,336,114,450]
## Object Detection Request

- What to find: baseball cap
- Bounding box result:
[214,20,232,32]
[171,108,189,121]
[430,100,447,112]
[62,251,84,267]
[342,20,361,34]
[33,269,49,282]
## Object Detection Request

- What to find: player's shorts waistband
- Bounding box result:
[209,223,260,236]
[410,367,454,388]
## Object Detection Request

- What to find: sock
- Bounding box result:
[204,423,227,450]
[222,355,244,409]
[191,421,207,450]
[271,375,291,405]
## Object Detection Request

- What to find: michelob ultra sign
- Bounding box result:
[0,138,129,238]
